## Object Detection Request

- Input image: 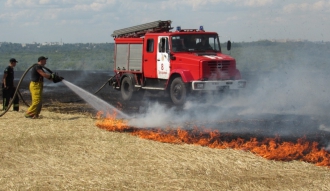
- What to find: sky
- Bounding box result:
[0,0,329,43]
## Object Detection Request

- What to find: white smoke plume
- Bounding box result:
[128,48,330,142]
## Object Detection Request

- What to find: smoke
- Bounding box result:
[326,145,330,152]
[319,124,330,151]
[127,46,330,141]
[237,69,330,117]
[129,102,178,128]
[129,67,330,128]
[128,96,243,129]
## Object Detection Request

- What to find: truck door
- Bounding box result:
[143,37,157,78]
[157,36,170,79]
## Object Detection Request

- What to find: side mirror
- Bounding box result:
[227,40,231,51]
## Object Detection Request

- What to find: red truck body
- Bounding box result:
[110,20,246,105]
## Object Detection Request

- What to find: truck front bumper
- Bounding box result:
[191,80,246,91]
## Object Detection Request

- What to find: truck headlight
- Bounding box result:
[194,83,204,89]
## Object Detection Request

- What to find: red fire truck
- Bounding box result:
[110,20,246,105]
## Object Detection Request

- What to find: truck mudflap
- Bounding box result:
[191,80,246,91]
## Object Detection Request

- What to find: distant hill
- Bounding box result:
[226,40,330,73]
[0,42,114,71]
[1,41,329,73]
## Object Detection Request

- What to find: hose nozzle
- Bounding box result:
[51,72,64,83]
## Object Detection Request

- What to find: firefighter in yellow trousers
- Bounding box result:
[25,56,56,119]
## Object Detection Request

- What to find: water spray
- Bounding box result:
[61,80,130,119]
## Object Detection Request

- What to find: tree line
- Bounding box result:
[1,41,329,72]
[0,43,114,71]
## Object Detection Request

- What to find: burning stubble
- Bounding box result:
[62,80,130,119]
[127,61,330,149]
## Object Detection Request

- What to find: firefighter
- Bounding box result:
[25,56,55,119]
[2,58,19,111]
[196,36,212,50]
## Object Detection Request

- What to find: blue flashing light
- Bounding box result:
[176,26,181,31]
[199,26,204,31]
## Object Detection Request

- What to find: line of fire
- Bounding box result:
[93,20,330,168]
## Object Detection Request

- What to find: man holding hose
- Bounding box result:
[25,56,57,119]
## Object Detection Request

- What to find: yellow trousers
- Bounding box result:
[25,82,43,118]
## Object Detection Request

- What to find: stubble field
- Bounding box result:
[0,70,330,190]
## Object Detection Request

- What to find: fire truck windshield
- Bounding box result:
[171,35,221,52]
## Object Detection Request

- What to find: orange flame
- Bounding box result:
[95,111,129,132]
[95,111,330,167]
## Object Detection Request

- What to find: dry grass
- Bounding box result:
[0,106,329,191]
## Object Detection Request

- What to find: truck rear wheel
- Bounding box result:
[121,77,134,101]
[170,77,187,105]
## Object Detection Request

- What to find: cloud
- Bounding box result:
[283,1,330,13]
[243,0,273,7]
[90,2,105,11]
[5,0,51,8]
[5,0,115,10]
[1,0,330,43]
[182,0,274,7]
[158,0,273,11]
[74,1,116,11]
[40,0,51,4]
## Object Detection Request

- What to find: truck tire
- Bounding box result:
[170,77,187,105]
[121,77,134,101]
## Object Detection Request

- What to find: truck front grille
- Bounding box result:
[207,61,230,72]
[203,61,231,80]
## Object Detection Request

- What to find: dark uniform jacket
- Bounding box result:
[2,66,14,88]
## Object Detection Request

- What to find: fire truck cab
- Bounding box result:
[110,20,246,105]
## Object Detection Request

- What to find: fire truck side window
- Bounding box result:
[165,38,169,53]
[159,37,169,53]
[146,39,154,52]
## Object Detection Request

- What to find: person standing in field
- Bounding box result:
[2,58,19,111]
[25,56,55,119]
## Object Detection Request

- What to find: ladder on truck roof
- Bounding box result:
[111,20,172,38]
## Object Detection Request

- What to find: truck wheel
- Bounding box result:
[170,77,187,105]
[121,77,134,101]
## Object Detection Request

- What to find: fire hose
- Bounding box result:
[0,64,63,117]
